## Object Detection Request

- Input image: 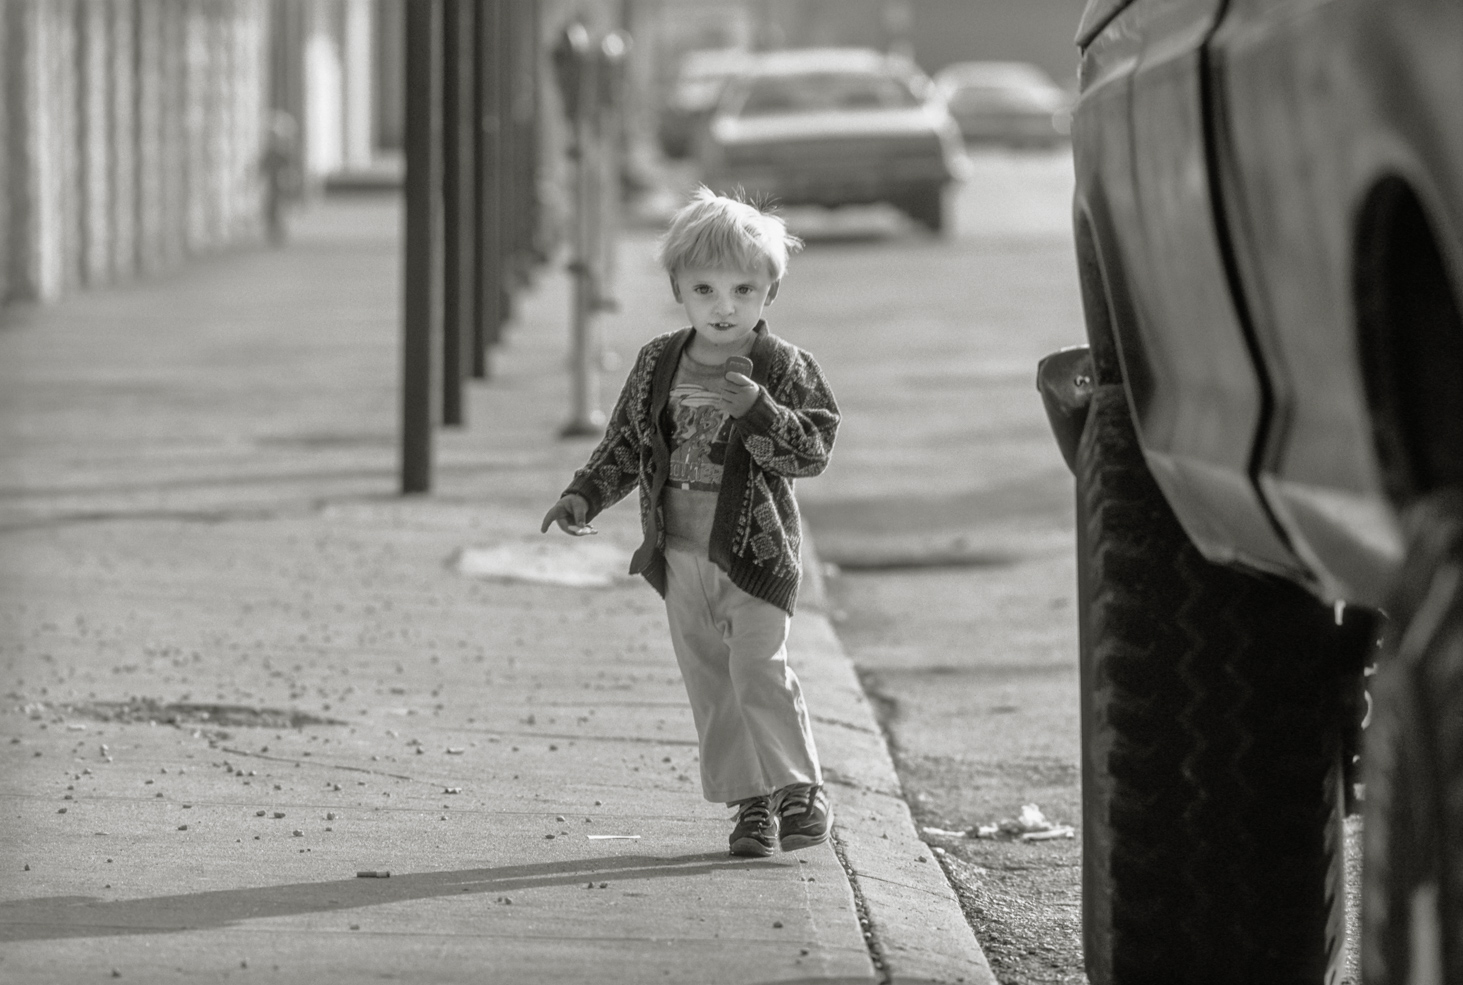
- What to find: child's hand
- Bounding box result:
[719,372,761,418]
[541,494,596,535]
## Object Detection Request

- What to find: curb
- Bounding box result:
[798,539,996,985]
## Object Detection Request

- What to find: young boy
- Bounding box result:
[541,187,839,857]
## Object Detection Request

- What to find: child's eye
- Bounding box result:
[693,285,711,294]
[735,285,753,295]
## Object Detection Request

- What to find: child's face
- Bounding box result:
[671,265,780,350]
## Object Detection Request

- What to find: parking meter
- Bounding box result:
[553,20,606,436]
[597,30,631,113]
[550,22,593,123]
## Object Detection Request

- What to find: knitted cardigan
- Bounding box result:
[563,321,839,615]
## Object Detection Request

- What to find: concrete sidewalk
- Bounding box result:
[0,198,993,985]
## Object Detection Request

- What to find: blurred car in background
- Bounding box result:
[934,60,1071,147]
[696,47,968,233]
[658,48,753,159]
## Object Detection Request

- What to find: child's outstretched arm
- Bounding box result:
[736,349,840,478]
[540,494,595,536]
[548,339,662,528]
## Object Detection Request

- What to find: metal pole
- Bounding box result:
[596,31,627,314]
[561,23,604,438]
[442,0,474,425]
[495,0,518,331]
[474,0,502,378]
[401,0,442,494]
[520,0,543,267]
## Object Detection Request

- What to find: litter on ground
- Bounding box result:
[922,803,1075,843]
[453,540,629,588]
[920,826,966,838]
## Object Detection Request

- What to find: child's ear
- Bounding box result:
[669,274,682,303]
[767,280,780,303]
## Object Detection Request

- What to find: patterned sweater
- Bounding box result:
[563,321,839,615]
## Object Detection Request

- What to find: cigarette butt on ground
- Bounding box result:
[920,826,966,838]
[356,870,391,878]
[586,834,641,840]
[1020,826,1075,841]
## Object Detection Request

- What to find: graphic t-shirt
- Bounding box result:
[662,350,739,554]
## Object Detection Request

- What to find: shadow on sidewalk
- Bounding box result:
[0,851,779,942]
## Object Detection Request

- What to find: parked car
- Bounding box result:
[658,48,753,160]
[934,60,1071,146]
[1036,1,1462,982]
[695,47,968,233]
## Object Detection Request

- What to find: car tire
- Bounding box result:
[903,184,945,234]
[1362,489,1463,985]
[1075,381,1371,984]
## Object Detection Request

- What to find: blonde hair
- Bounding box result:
[655,186,803,280]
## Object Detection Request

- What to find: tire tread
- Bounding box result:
[1078,384,1358,983]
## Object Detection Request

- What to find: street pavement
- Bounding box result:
[0,196,994,984]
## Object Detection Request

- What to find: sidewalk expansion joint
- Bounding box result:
[811,713,879,736]
[831,824,893,985]
[821,769,901,801]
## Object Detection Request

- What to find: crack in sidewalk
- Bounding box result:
[220,747,416,782]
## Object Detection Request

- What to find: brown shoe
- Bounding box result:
[775,782,831,851]
[729,796,778,857]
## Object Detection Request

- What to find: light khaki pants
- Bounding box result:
[663,548,822,805]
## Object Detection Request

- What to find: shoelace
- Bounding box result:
[737,799,773,826]
[778,784,823,819]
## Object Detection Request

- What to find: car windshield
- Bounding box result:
[948,84,1057,111]
[736,72,920,116]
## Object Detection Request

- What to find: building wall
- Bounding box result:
[1,0,272,306]
[0,0,559,291]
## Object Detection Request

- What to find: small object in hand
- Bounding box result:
[725,355,753,379]
[567,523,597,536]
[356,870,390,878]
